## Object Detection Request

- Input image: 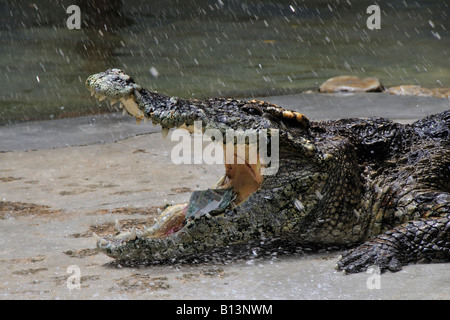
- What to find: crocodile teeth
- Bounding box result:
[115,219,121,231]
[161,127,169,139]
[211,175,226,188]
[136,118,142,125]
[123,108,127,116]
[93,233,108,245]
[128,228,137,241]
[98,95,106,101]
[110,99,119,106]
[121,97,142,119]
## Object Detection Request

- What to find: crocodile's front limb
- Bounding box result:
[337,114,450,273]
[337,212,450,273]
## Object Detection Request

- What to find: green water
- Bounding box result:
[0,0,449,124]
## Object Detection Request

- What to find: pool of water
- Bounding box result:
[0,0,448,124]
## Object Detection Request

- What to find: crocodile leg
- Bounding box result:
[336,211,450,273]
[336,110,450,273]
[337,141,450,273]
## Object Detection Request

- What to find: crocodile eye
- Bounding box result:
[241,104,263,116]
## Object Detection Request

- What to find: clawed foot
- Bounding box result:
[336,236,403,274]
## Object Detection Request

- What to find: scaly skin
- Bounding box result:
[86,69,450,273]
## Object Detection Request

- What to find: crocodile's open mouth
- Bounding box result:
[90,90,264,243]
[146,152,263,240]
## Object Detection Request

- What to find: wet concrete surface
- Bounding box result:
[0,93,449,299]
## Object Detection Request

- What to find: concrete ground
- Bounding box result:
[0,93,449,300]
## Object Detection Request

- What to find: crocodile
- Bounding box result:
[86,69,450,273]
